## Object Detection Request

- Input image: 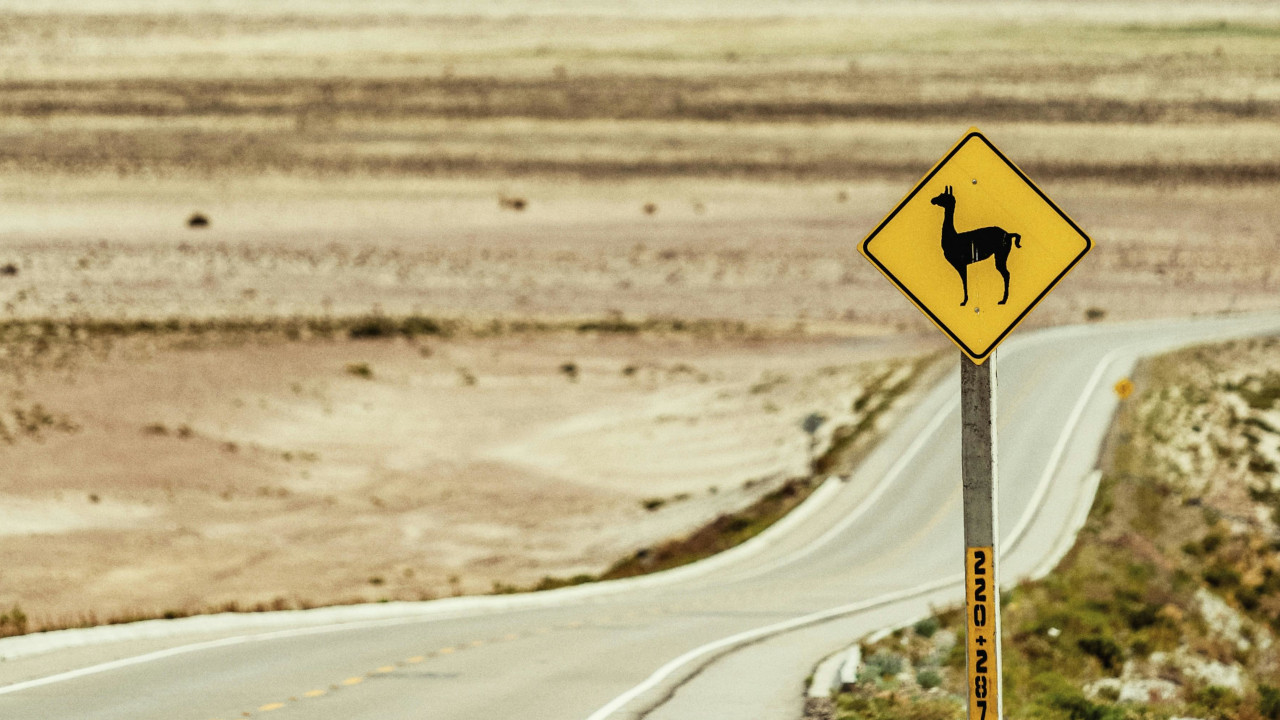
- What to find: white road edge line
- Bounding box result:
[581,573,963,720]
[1029,469,1104,582]
[728,393,959,582]
[1001,346,1121,556]
[723,324,1073,583]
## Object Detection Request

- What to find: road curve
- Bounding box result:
[2,312,1278,720]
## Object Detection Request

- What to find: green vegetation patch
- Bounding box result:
[826,335,1280,720]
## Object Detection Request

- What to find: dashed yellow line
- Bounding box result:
[229,621,577,718]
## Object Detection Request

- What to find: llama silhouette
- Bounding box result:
[930,186,1021,306]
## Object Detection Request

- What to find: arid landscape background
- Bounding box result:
[1,1,1278,633]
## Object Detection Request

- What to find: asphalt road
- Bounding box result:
[2,313,1278,720]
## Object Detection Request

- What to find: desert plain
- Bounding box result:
[0,1,1278,632]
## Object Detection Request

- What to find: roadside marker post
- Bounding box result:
[858,127,1093,720]
[961,353,1000,720]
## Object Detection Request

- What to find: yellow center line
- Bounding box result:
[303,689,326,698]
[534,627,551,634]
[406,655,425,663]
[468,639,484,647]
[502,633,519,641]
[342,676,364,686]
[258,702,286,712]
[438,646,456,654]
[375,665,396,673]
[566,621,583,628]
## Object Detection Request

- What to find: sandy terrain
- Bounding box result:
[0,2,1277,631]
[0,328,937,628]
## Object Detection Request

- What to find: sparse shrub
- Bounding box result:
[143,422,171,436]
[399,316,443,336]
[864,649,905,679]
[1043,689,1124,720]
[1077,635,1123,672]
[187,212,209,228]
[1237,585,1261,612]
[88,493,100,503]
[1249,456,1278,473]
[943,641,966,669]
[1124,603,1161,631]
[1259,684,1280,719]
[176,424,194,439]
[0,605,28,636]
[642,498,666,511]
[534,574,595,591]
[0,263,16,276]
[1190,684,1239,712]
[560,362,578,381]
[345,362,373,379]
[914,617,941,638]
[643,202,658,215]
[498,195,527,211]
[347,316,396,339]
[835,687,962,720]
[1203,562,1241,589]
[368,576,384,586]
[1085,307,1107,321]
[916,668,943,690]
[457,367,477,386]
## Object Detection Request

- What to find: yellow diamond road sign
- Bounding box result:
[860,128,1091,363]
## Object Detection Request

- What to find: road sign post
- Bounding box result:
[858,127,1093,720]
[961,352,1001,720]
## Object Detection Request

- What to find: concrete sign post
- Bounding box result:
[858,127,1093,720]
[961,354,1000,720]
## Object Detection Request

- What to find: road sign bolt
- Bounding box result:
[971,179,977,184]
